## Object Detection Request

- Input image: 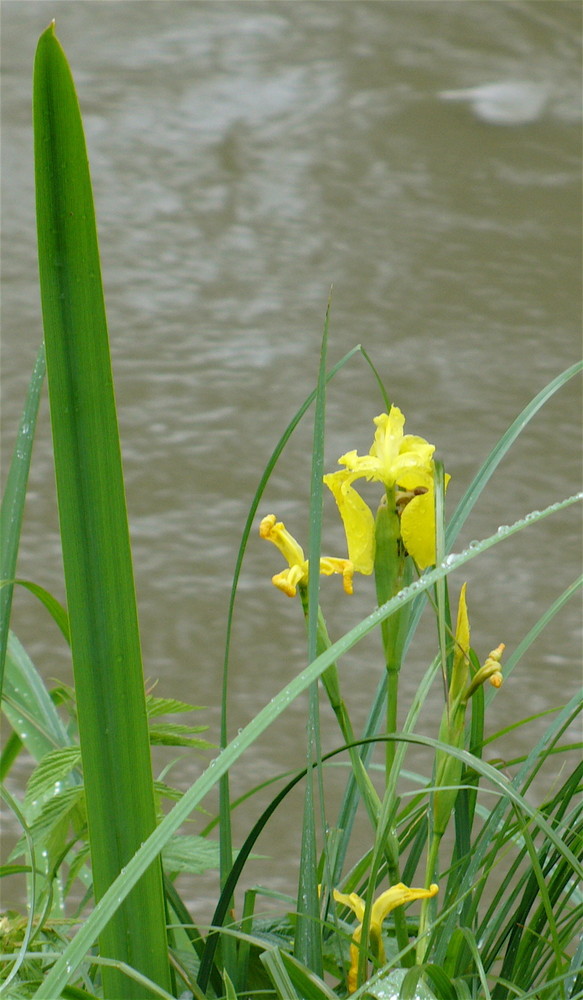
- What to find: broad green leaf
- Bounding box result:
[33,23,170,997]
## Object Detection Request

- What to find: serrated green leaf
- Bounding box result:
[145,695,205,718]
[11,784,86,861]
[25,746,82,806]
[162,835,221,874]
[148,722,213,748]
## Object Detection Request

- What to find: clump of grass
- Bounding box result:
[1,22,581,1000]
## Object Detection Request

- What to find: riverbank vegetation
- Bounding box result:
[1,24,581,1000]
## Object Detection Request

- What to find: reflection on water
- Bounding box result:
[2,1,581,916]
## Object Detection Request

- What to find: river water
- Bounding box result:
[2,1,581,922]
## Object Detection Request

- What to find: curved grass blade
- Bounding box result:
[33,23,170,997]
[0,786,39,994]
[446,360,582,547]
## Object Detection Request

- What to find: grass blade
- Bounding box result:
[0,343,45,695]
[33,23,171,997]
[294,298,331,973]
[446,360,582,546]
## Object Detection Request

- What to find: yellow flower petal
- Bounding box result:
[333,882,439,993]
[370,410,435,486]
[399,472,450,569]
[259,514,306,566]
[271,566,305,598]
[325,409,444,577]
[399,488,436,569]
[260,514,355,596]
[323,471,375,575]
[320,556,354,595]
[332,889,366,923]
[370,882,439,933]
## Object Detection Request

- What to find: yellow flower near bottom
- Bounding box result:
[333,882,439,993]
[259,514,354,597]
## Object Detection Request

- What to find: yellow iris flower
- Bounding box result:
[324,408,447,571]
[333,881,439,993]
[259,514,354,597]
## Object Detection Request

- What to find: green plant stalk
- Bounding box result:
[416,830,441,964]
[33,24,171,998]
[374,496,411,778]
[372,496,412,961]
[293,296,331,974]
[299,588,380,827]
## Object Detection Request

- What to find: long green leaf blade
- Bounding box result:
[33,23,171,998]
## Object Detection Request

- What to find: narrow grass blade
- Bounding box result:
[261,948,303,999]
[295,298,331,974]
[2,632,72,765]
[33,24,170,997]
[446,360,582,547]
[0,785,40,993]
[0,342,45,695]
[262,947,338,999]
[9,580,70,643]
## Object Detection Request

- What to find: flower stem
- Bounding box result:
[417,832,440,964]
[299,587,381,826]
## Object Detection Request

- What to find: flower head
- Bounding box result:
[324,408,447,571]
[259,514,354,597]
[465,643,505,699]
[332,881,439,993]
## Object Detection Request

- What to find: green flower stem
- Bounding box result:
[373,496,415,964]
[417,831,441,964]
[299,586,413,966]
[383,829,414,965]
[373,497,412,779]
[299,586,380,827]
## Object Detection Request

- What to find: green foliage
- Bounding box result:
[1,20,581,1000]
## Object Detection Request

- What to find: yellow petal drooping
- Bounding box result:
[259,514,354,597]
[332,881,439,993]
[323,471,375,575]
